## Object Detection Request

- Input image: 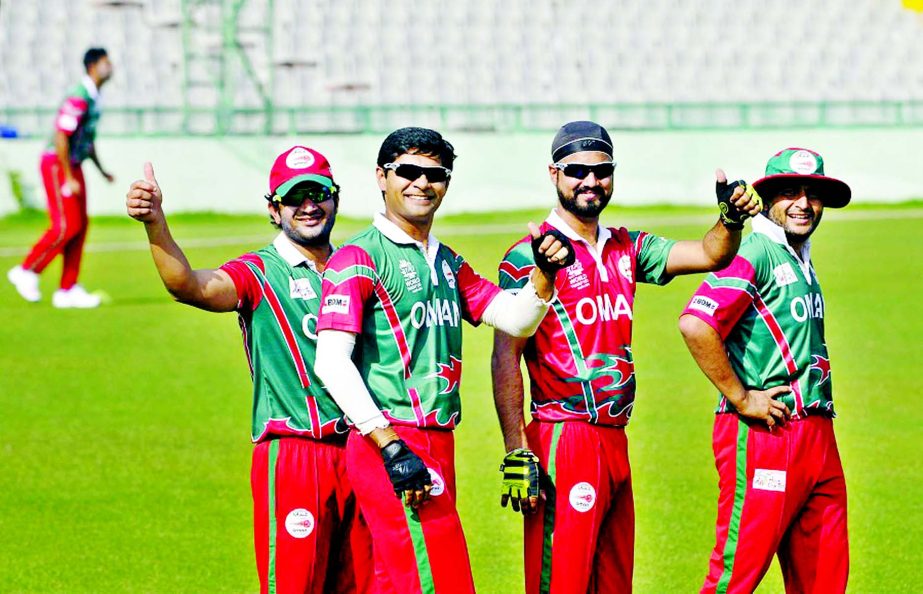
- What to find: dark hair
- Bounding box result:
[377,127,456,170]
[83,48,108,71]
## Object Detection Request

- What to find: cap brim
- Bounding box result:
[275,174,333,198]
[752,174,851,208]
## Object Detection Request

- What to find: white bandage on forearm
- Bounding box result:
[314,330,390,435]
[481,279,554,337]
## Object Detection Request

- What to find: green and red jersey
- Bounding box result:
[220,234,349,442]
[316,214,502,430]
[682,214,834,418]
[499,210,675,426]
[45,76,101,165]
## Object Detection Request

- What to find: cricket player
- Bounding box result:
[678,148,850,593]
[8,48,115,308]
[492,121,763,594]
[313,127,574,594]
[126,146,368,594]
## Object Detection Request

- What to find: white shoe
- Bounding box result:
[52,284,101,309]
[7,265,41,302]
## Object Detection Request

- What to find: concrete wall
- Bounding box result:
[1,128,920,217]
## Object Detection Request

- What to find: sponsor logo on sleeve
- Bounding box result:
[57,114,79,132]
[322,295,350,314]
[284,508,315,538]
[773,263,798,287]
[752,469,786,492]
[569,482,597,512]
[289,277,317,300]
[688,295,719,316]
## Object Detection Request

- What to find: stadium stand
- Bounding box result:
[1,0,922,134]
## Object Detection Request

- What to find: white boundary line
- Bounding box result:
[1,209,921,258]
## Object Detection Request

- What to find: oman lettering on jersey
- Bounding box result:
[681,216,834,418]
[47,82,101,165]
[499,214,675,426]
[220,240,349,442]
[316,218,501,429]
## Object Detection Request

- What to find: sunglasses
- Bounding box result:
[383,162,452,184]
[553,161,617,180]
[276,183,338,206]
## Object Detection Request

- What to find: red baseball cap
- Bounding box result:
[269,146,335,198]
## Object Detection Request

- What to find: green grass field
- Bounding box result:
[1,205,921,593]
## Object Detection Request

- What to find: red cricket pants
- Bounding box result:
[251,437,371,594]
[524,420,634,594]
[22,153,88,289]
[701,414,848,594]
[346,427,475,594]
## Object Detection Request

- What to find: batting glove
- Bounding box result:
[381,439,432,499]
[499,448,542,513]
[716,178,763,230]
[531,229,576,273]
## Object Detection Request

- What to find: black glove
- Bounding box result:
[380,439,432,498]
[531,229,576,273]
[716,179,761,230]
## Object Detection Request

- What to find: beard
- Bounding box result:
[557,186,612,218]
[282,211,336,247]
[767,208,822,244]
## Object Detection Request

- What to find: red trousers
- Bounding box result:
[524,420,635,594]
[346,427,475,594]
[22,153,88,289]
[251,437,370,594]
[702,414,848,594]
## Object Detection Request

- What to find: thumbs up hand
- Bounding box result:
[126,162,164,224]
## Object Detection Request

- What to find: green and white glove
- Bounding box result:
[499,448,542,513]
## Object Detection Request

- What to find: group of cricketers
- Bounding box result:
[119,119,851,594]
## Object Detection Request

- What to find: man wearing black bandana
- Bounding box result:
[492,121,763,593]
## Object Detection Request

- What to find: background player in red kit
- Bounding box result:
[492,121,763,594]
[8,48,115,308]
[126,146,368,594]
[679,148,851,593]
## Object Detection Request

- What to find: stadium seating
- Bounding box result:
[1,0,921,134]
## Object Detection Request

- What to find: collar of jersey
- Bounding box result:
[545,209,612,247]
[82,75,100,101]
[273,232,320,271]
[751,214,812,261]
[373,213,440,252]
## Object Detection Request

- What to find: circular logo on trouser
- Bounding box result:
[569,482,597,512]
[428,468,445,496]
[285,508,315,538]
[286,147,316,170]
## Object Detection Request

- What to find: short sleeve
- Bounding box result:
[54,96,89,136]
[219,253,265,311]
[681,254,759,339]
[454,255,502,325]
[631,230,677,286]
[316,245,377,334]
[497,239,534,292]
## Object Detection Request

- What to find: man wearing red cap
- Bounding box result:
[679,148,851,593]
[126,146,368,594]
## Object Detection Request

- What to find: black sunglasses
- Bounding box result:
[276,183,338,206]
[553,161,617,180]
[383,162,452,184]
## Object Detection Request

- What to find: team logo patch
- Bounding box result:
[428,468,445,496]
[399,259,423,293]
[442,260,456,289]
[322,295,350,314]
[285,147,315,170]
[752,469,786,493]
[789,150,818,175]
[57,114,79,132]
[284,508,315,538]
[618,255,633,283]
[289,277,317,300]
[569,482,596,512]
[688,295,718,316]
[773,263,798,287]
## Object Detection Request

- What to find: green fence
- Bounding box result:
[3,101,923,137]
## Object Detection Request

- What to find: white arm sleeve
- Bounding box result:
[480,279,554,337]
[314,329,390,435]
